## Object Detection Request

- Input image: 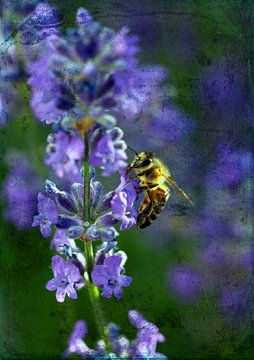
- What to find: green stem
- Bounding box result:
[82,132,113,352]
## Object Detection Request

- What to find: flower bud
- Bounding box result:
[107,127,124,141]
[71,183,84,211]
[97,114,116,129]
[97,213,118,227]
[100,227,119,242]
[57,192,77,213]
[86,225,101,241]
[56,215,79,229]
[68,225,84,239]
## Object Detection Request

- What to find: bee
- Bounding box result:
[126,150,194,229]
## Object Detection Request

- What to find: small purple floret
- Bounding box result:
[111,173,138,230]
[89,132,127,176]
[91,255,132,300]
[129,310,166,358]
[32,192,58,237]
[46,255,85,302]
[63,320,92,357]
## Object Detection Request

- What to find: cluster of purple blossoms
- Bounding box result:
[167,142,253,315]
[64,310,166,359]
[32,169,137,301]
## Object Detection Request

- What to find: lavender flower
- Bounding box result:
[32,192,58,238]
[129,310,166,358]
[50,228,74,252]
[3,151,41,229]
[27,48,65,124]
[220,286,250,317]
[27,7,170,131]
[91,255,132,300]
[18,2,61,45]
[199,57,247,117]
[168,265,203,302]
[46,255,85,302]
[45,131,84,181]
[63,320,92,357]
[64,310,167,358]
[111,172,138,230]
[89,127,128,176]
[2,0,43,15]
[148,106,192,144]
[0,20,21,126]
[206,143,252,188]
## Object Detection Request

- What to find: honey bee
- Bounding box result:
[126,150,194,229]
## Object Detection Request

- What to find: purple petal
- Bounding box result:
[101,286,113,299]
[75,278,86,290]
[46,278,59,291]
[40,222,52,238]
[113,285,123,300]
[119,275,132,287]
[111,192,127,218]
[39,192,58,223]
[56,287,67,303]
[91,265,109,286]
[32,214,43,227]
[66,284,78,299]
[52,255,65,277]
[104,255,122,274]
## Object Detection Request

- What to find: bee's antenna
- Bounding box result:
[127,146,138,156]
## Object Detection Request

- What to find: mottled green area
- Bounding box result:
[1,0,254,359]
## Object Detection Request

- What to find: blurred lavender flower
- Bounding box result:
[2,0,44,15]
[64,310,167,358]
[27,7,170,129]
[91,255,132,300]
[0,20,21,127]
[129,310,166,358]
[89,127,128,176]
[168,265,203,302]
[206,143,252,189]
[27,48,65,124]
[46,255,85,302]
[199,57,247,117]
[3,151,41,229]
[148,106,192,144]
[220,286,251,317]
[45,131,84,181]
[63,320,92,357]
[18,2,61,45]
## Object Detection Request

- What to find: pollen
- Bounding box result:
[76,116,95,135]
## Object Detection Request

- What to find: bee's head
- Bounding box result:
[126,151,154,174]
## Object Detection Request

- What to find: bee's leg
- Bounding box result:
[137,191,154,228]
[134,184,157,193]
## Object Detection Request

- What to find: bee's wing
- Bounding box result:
[160,170,194,206]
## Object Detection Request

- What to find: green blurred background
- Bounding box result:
[1,0,253,358]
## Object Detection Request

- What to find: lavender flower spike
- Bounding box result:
[129,310,166,358]
[91,255,132,300]
[46,255,85,302]
[63,320,92,357]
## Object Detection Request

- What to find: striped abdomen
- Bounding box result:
[137,185,170,229]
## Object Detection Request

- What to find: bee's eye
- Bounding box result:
[139,158,152,167]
